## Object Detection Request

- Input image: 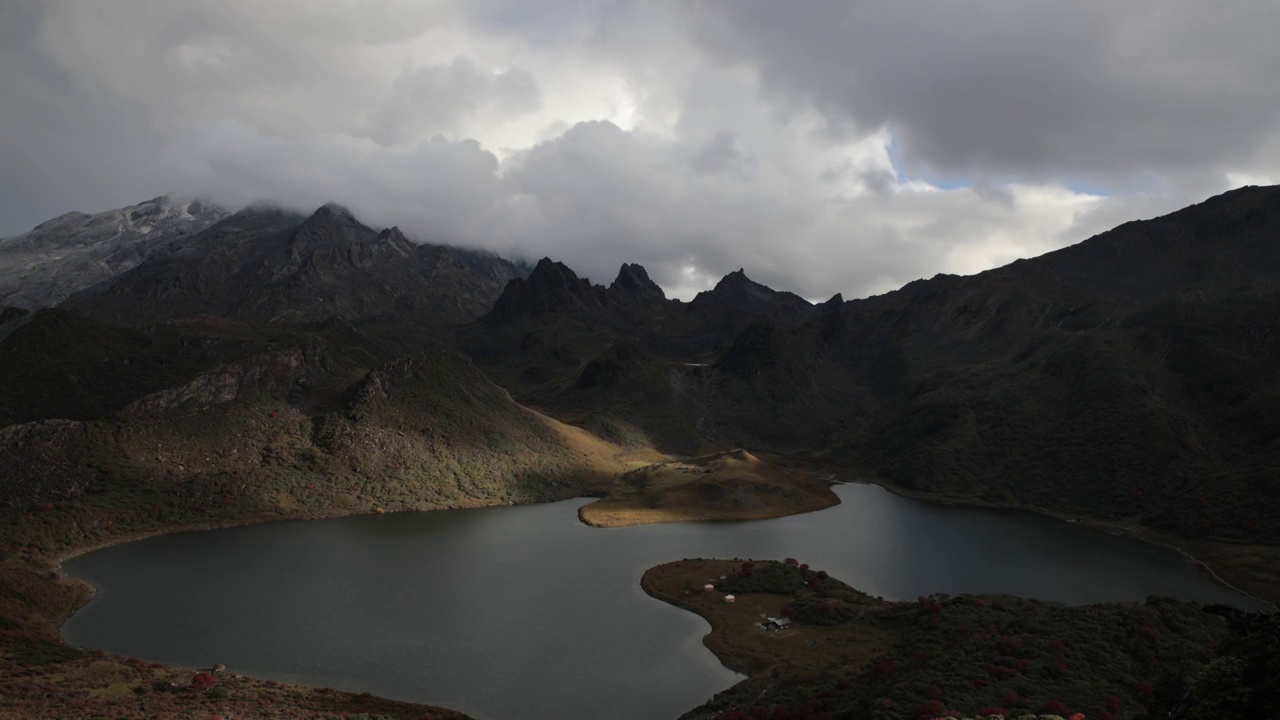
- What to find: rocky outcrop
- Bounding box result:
[0,419,97,505]
[120,351,307,417]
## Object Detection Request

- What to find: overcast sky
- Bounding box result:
[3,1,1279,300]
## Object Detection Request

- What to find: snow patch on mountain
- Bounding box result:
[0,194,229,310]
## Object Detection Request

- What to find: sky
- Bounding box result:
[2,1,1279,301]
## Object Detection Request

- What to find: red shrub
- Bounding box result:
[913,700,944,718]
[1042,700,1069,715]
[1104,694,1123,712]
[864,656,897,681]
[191,673,218,691]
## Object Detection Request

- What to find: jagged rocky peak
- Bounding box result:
[817,292,844,309]
[287,203,375,252]
[527,257,587,287]
[609,263,665,301]
[484,257,602,322]
[697,267,773,303]
[378,226,408,243]
[298,203,364,232]
[717,268,750,287]
[311,202,359,221]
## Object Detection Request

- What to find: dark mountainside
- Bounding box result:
[459,258,815,451]
[765,185,1280,546]
[10,187,1275,552]
[62,203,525,327]
[463,185,1280,553]
[2,200,627,559]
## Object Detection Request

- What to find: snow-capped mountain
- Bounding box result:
[0,193,229,310]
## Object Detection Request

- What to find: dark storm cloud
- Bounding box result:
[1,1,1278,302]
[687,1,1280,184]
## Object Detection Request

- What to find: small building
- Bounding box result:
[724,594,736,604]
[762,617,792,630]
[703,584,715,592]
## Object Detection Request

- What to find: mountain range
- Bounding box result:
[3,186,1280,602]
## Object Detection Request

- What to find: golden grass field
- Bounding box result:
[577,449,840,528]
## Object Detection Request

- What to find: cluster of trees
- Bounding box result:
[717,558,840,596]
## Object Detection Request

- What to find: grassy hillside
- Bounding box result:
[0,314,636,719]
[578,449,838,527]
[1,342,631,561]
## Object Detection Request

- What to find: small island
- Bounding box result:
[643,559,1275,720]
[578,449,839,527]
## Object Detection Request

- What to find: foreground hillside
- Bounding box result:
[646,559,1280,720]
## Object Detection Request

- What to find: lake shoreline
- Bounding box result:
[7,465,1273,719]
[10,496,550,720]
[763,453,1279,610]
[844,475,1280,612]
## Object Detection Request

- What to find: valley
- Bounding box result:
[1,186,1279,718]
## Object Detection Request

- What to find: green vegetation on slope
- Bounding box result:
[648,560,1279,720]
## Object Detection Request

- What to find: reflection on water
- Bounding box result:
[63,483,1263,720]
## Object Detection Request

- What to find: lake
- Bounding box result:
[62,483,1265,720]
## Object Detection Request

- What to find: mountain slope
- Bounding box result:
[0,318,629,555]
[460,258,814,450]
[0,194,229,310]
[684,186,1280,545]
[451,186,1280,551]
[62,203,525,327]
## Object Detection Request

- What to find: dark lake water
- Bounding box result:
[63,483,1265,720]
